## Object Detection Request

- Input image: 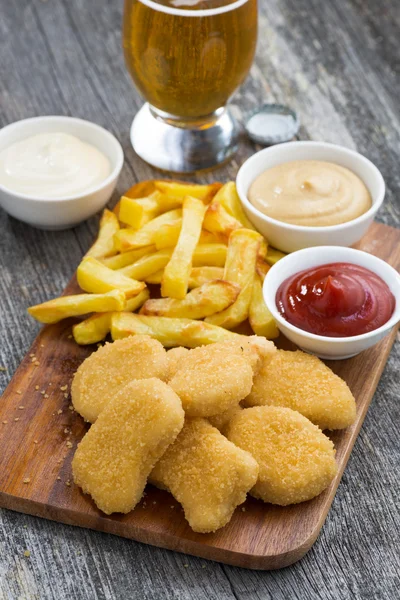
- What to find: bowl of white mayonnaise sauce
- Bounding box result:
[0,116,124,229]
[236,141,385,253]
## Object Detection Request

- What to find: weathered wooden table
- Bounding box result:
[0,0,399,598]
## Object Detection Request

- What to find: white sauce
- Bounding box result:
[0,132,111,198]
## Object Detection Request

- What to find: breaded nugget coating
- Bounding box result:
[150,418,259,532]
[244,350,356,430]
[208,404,243,432]
[71,335,168,423]
[217,336,276,375]
[169,344,253,417]
[225,406,337,505]
[72,378,184,514]
[166,347,189,381]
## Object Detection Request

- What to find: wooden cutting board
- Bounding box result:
[0,221,398,570]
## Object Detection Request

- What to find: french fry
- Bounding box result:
[205,229,261,329]
[124,180,156,199]
[203,202,243,239]
[154,181,221,203]
[114,209,182,252]
[213,182,256,230]
[120,243,227,282]
[144,270,164,285]
[145,265,225,287]
[72,289,150,345]
[85,209,119,259]
[256,257,271,280]
[154,222,219,250]
[266,247,286,266]
[120,249,173,281]
[111,312,247,348]
[77,257,146,299]
[73,313,112,345]
[28,290,126,324]
[162,196,207,299]
[101,246,156,270]
[249,275,279,339]
[118,195,157,229]
[140,280,240,319]
[153,221,182,250]
[188,266,225,288]
[113,181,156,218]
[191,243,227,267]
[119,191,182,229]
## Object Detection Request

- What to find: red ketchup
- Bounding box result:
[276,262,395,337]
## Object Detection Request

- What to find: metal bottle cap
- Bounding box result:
[245,104,300,146]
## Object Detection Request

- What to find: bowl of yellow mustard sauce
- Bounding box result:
[236,141,385,253]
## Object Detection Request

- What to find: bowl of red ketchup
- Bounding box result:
[263,246,400,359]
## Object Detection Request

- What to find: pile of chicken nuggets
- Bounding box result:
[71,334,356,533]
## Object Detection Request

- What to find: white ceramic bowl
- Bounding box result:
[236,141,385,253]
[0,116,124,230]
[263,246,400,360]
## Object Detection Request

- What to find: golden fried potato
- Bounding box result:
[188,266,225,288]
[111,312,247,347]
[72,289,150,345]
[114,208,182,252]
[208,404,243,432]
[203,201,242,239]
[85,209,119,259]
[102,246,156,270]
[266,247,286,266]
[73,313,112,346]
[71,335,168,423]
[166,347,190,381]
[118,194,157,229]
[150,418,258,532]
[140,280,240,319]
[169,343,253,417]
[154,222,218,250]
[154,181,221,202]
[120,244,227,282]
[205,229,261,329]
[244,350,356,430]
[27,290,125,324]
[77,257,146,299]
[213,182,256,230]
[73,378,184,514]
[162,196,207,299]
[144,265,225,287]
[120,249,173,281]
[119,191,182,229]
[225,406,337,505]
[249,275,279,339]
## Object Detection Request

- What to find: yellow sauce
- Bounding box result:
[248,160,372,227]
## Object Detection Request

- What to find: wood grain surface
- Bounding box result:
[0,0,399,597]
[0,222,399,572]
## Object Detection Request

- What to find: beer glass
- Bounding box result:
[123,0,258,172]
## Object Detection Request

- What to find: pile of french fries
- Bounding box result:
[28,180,285,347]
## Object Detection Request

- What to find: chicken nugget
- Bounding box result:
[72,378,184,514]
[225,406,337,505]
[208,404,243,432]
[217,335,276,375]
[71,335,168,422]
[150,418,259,532]
[169,344,253,417]
[166,346,189,381]
[244,350,356,430]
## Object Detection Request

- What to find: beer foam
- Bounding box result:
[138,0,249,17]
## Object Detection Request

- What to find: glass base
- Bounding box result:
[130,104,239,173]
